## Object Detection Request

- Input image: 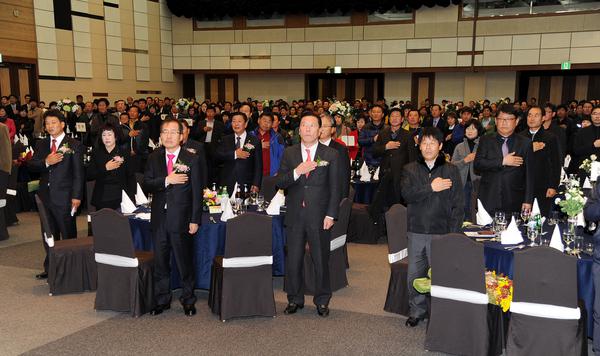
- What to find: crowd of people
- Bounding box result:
[1,92,600,325]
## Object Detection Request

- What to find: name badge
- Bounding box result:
[76,122,87,133]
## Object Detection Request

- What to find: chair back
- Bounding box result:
[223,213,272,267]
[135,173,144,187]
[34,194,55,247]
[512,247,578,308]
[431,233,485,293]
[348,186,356,202]
[91,208,136,259]
[385,204,407,254]
[329,198,352,251]
[260,176,279,202]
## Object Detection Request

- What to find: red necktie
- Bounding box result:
[167,153,175,174]
[51,139,57,153]
[305,148,311,178]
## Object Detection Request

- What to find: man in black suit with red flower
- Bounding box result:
[277,112,341,317]
[29,109,84,279]
[143,118,202,316]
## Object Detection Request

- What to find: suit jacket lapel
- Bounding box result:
[157,147,168,177]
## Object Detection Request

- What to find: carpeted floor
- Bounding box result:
[1,212,437,356]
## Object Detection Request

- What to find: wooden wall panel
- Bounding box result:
[549,76,563,105]
[0,0,36,59]
[0,68,11,97]
[18,68,30,102]
[575,75,589,101]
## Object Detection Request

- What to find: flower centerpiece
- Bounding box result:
[555,177,586,218]
[328,99,354,120]
[176,98,190,112]
[56,99,78,114]
[444,102,457,114]
[580,154,597,174]
[203,188,219,207]
[485,271,513,312]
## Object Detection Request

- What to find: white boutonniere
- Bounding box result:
[315,156,329,167]
[57,143,73,155]
[173,160,190,174]
[186,148,197,154]
[243,143,255,152]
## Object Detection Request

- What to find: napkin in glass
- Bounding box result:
[501,216,523,245]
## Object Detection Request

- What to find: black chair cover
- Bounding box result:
[425,234,489,356]
[383,204,409,316]
[209,213,276,321]
[304,198,352,295]
[91,209,154,317]
[506,247,584,356]
[260,175,279,202]
[348,186,356,202]
[347,203,382,244]
[86,180,95,236]
[35,195,97,295]
[0,171,8,241]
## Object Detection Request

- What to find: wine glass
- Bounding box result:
[250,191,258,205]
[520,207,530,225]
[146,193,153,209]
[527,225,537,247]
[256,194,265,212]
[493,212,506,236]
[573,235,584,255]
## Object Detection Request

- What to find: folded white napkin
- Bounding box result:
[563,154,571,168]
[359,162,371,182]
[230,182,238,201]
[373,167,380,181]
[592,161,600,182]
[120,190,137,214]
[501,216,524,245]
[148,139,156,149]
[135,212,151,220]
[577,211,586,227]
[531,198,541,217]
[560,167,567,182]
[220,198,235,222]
[266,190,286,215]
[476,199,493,226]
[583,177,592,189]
[135,183,148,205]
[549,224,564,252]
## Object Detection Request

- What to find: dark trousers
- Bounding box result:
[38,193,77,272]
[0,171,8,241]
[152,218,196,306]
[285,209,331,306]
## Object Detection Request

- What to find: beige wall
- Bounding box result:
[384,73,411,102]
[33,0,181,103]
[237,73,304,102]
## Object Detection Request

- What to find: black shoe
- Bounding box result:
[283,303,304,315]
[316,304,329,317]
[150,304,171,316]
[405,317,421,327]
[35,272,48,280]
[183,304,196,317]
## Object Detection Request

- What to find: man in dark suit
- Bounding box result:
[572,106,600,176]
[371,107,417,218]
[5,94,21,119]
[143,118,202,316]
[277,112,341,317]
[474,104,534,214]
[422,104,447,133]
[180,119,208,190]
[319,113,350,199]
[521,106,561,217]
[215,112,262,195]
[28,109,84,279]
[193,105,224,186]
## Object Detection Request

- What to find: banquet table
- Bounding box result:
[128,207,286,290]
[465,223,594,339]
[351,180,379,204]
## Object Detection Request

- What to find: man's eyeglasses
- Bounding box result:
[161,130,181,135]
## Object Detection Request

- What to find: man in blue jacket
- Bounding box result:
[358,105,387,168]
[252,112,285,176]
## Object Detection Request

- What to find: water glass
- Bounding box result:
[250,191,258,205]
[256,194,265,211]
[548,211,560,226]
[585,242,595,255]
[527,226,538,247]
[146,193,153,208]
[540,234,551,246]
[573,235,584,254]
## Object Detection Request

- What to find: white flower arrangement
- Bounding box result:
[580,154,597,173]
[328,99,353,119]
[56,98,74,113]
[555,177,586,217]
[176,98,190,112]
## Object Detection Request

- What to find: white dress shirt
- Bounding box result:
[233,131,247,159]
[205,120,214,143]
[319,138,332,146]
[164,146,181,187]
[50,132,66,151]
[293,142,318,181]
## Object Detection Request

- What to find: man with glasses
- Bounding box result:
[474,104,534,215]
[319,113,350,199]
[143,118,202,317]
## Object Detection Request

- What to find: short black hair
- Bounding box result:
[460,107,473,115]
[300,111,322,127]
[527,105,543,116]
[557,104,568,112]
[498,103,516,117]
[231,111,248,122]
[128,105,140,114]
[389,107,403,117]
[259,112,273,122]
[43,109,66,123]
[431,104,442,111]
[420,127,444,144]
[160,117,183,133]
[463,119,485,137]
[370,104,385,112]
[544,103,556,112]
[97,98,110,106]
[99,124,120,139]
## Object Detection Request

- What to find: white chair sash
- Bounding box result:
[430,285,488,305]
[44,232,55,248]
[0,199,5,208]
[222,256,273,268]
[510,301,581,320]
[388,248,408,264]
[330,234,346,251]
[95,253,139,268]
[6,189,16,196]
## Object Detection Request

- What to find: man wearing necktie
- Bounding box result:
[474,104,534,215]
[28,110,84,279]
[215,112,262,195]
[143,118,202,316]
[277,112,341,317]
[520,106,561,217]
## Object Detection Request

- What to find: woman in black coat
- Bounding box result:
[88,124,136,210]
